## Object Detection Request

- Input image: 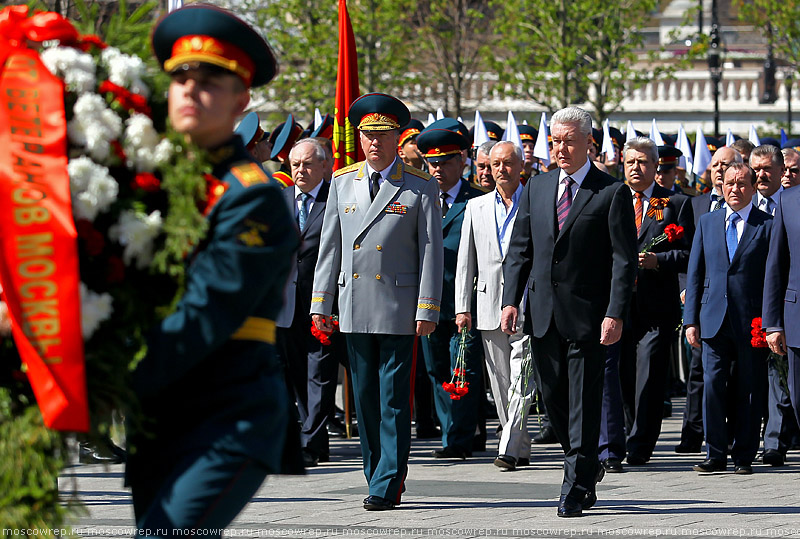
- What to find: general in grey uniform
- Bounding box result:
[310,93,443,510]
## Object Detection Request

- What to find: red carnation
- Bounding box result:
[664,224,685,242]
[106,256,126,284]
[75,219,105,256]
[76,34,107,51]
[751,317,768,348]
[131,172,161,192]
[98,80,151,116]
[442,382,456,393]
[111,139,127,161]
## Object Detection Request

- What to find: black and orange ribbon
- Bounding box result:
[646,197,670,221]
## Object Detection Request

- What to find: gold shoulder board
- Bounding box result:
[334,161,363,178]
[405,166,432,181]
[230,162,270,187]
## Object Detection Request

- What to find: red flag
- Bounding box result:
[332,0,362,172]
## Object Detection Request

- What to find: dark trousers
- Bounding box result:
[788,346,800,428]
[599,341,626,461]
[532,323,604,501]
[421,321,483,452]
[132,448,268,536]
[679,342,705,445]
[277,321,339,459]
[619,316,675,460]
[764,354,800,453]
[702,319,768,465]
[346,333,414,502]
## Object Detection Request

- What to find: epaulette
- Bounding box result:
[471,182,492,193]
[334,161,362,178]
[230,161,270,187]
[405,165,432,181]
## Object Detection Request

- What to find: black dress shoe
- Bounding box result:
[493,455,516,470]
[432,447,468,460]
[533,427,557,444]
[472,435,486,453]
[601,457,624,473]
[626,454,647,466]
[327,418,349,438]
[302,450,319,468]
[693,458,727,473]
[517,458,530,466]
[674,442,702,454]
[557,495,583,517]
[79,442,124,465]
[582,491,598,510]
[762,449,785,466]
[363,495,396,511]
[734,464,753,475]
[318,453,330,463]
[416,425,442,439]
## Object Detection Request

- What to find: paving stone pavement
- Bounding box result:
[60,398,800,539]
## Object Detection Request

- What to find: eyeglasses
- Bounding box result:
[787,167,800,175]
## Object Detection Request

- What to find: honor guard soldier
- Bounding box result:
[656,145,687,194]
[128,5,300,534]
[518,124,539,180]
[397,118,426,170]
[269,114,304,187]
[311,93,444,511]
[235,111,271,164]
[310,113,335,140]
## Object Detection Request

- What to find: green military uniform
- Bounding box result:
[127,5,299,535]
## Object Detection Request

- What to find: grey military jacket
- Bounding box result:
[310,158,443,335]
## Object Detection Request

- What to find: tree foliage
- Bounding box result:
[736,0,800,69]
[487,0,667,122]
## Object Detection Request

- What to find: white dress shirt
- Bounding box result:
[557,157,592,201]
[725,202,753,242]
[753,189,782,216]
[294,180,323,218]
[364,157,398,190]
[629,182,656,217]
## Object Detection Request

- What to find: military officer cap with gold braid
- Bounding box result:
[398,118,425,147]
[348,93,411,132]
[152,3,277,88]
[416,128,469,164]
[518,124,538,144]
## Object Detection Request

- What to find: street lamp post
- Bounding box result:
[707,0,722,138]
[761,25,778,104]
[786,70,794,135]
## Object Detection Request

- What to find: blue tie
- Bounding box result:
[298,192,310,232]
[726,212,740,262]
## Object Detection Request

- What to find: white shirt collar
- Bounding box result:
[295,180,323,201]
[630,181,656,200]
[559,157,592,187]
[726,202,753,223]
[365,157,398,183]
[441,179,462,203]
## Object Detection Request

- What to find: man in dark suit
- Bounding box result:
[685,163,772,474]
[501,106,638,517]
[128,5,300,532]
[276,138,338,468]
[764,178,800,445]
[416,127,485,460]
[615,137,693,465]
[676,146,743,454]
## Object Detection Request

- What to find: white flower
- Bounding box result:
[100,47,150,99]
[0,300,12,337]
[79,283,113,340]
[67,157,119,221]
[40,46,96,93]
[68,93,123,163]
[108,210,163,269]
[123,114,173,172]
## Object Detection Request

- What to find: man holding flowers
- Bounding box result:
[685,162,773,474]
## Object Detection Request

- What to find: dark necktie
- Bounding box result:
[556,176,575,231]
[634,191,644,235]
[441,192,449,218]
[298,192,310,232]
[370,172,381,201]
[711,194,723,212]
[763,196,774,215]
[726,212,740,262]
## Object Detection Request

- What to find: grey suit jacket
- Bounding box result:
[310,159,443,334]
[455,190,509,331]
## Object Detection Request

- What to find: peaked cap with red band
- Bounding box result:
[152,4,277,88]
[348,93,410,132]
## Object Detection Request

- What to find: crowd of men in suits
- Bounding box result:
[255,94,800,518]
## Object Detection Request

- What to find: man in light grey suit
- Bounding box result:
[455,141,532,471]
[310,93,444,511]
